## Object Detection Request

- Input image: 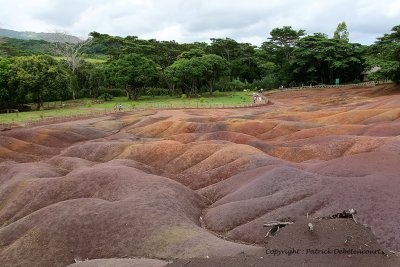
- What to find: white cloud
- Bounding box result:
[0,0,399,44]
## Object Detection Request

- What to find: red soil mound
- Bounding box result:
[0,164,259,266]
[200,156,400,251]
[0,136,59,162]
[268,135,386,162]
[1,125,108,147]
[307,151,400,177]
[61,139,283,189]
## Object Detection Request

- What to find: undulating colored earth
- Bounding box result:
[1,85,400,266]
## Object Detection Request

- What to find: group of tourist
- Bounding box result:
[252,89,264,104]
[113,104,124,112]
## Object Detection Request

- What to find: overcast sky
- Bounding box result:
[0,0,399,45]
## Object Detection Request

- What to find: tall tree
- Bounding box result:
[0,57,17,110]
[164,57,210,95]
[291,33,364,84]
[73,60,106,98]
[201,54,230,94]
[105,53,159,100]
[367,25,400,82]
[334,22,349,42]
[207,39,262,83]
[268,26,306,60]
[8,55,71,110]
[260,26,305,85]
[55,38,92,99]
[207,38,241,62]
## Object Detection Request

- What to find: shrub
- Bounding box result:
[215,78,246,91]
[144,87,169,97]
[212,90,223,97]
[98,93,113,101]
[252,75,280,90]
[229,79,246,90]
[98,88,125,97]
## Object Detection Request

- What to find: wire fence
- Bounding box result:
[273,81,391,92]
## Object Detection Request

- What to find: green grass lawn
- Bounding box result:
[53,56,108,64]
[96,91,252,108]
[0,91,254,124]
[82,57,108,64]
[0,108,96,124]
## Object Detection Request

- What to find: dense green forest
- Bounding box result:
[0,23,399,112]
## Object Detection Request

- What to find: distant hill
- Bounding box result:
[0,28,81,43]
[0,36,59,57]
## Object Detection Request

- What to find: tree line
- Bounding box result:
[0,22,399,111]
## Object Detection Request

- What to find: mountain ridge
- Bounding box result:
[0,28,82,43]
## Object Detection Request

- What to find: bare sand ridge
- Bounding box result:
[0,85,400,266]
